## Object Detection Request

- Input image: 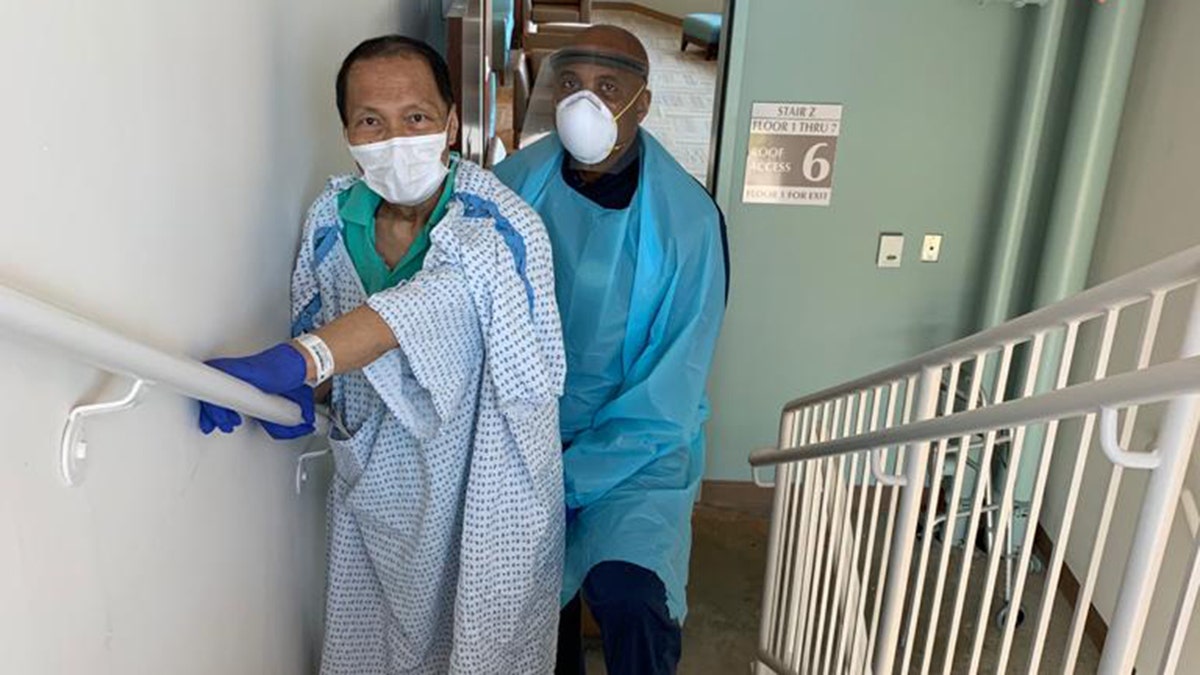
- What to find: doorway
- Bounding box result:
[593,6,723,184]
[461,0,731,189]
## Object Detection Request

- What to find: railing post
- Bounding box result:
[1100,287,1200,674]
[754,410,797,669]
[872,365,941,674]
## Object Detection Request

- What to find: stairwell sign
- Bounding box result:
[742,102,843,206]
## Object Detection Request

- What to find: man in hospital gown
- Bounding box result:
[196,36,565,674]
[495,25,728,675]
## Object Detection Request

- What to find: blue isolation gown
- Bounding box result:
[495,131,727,620]
[291,161,566,674]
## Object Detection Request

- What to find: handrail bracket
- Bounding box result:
[60,378,149,487]
[296,448,332,495]
[1098,406,1161,470]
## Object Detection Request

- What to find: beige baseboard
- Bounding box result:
[698,479,774,517]
[594,1,685,26]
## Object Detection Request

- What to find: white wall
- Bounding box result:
[0,1,433,672]
[1040,0,1200,670]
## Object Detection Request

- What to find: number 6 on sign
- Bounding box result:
[802,142,832,183]
[742,102,843,206]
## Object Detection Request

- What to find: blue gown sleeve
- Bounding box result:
[291,188,344,337]
[290,234,318,337]
[561,219,727,510]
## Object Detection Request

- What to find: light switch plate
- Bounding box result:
[921,234,943,262]
[877,233,904,268]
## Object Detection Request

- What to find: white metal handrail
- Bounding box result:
[0,282,306,485]
[751,354,1200,468]
[751,245,1200,675]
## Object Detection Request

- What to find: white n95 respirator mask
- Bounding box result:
[555,86,644,166]
[348,130,449,206]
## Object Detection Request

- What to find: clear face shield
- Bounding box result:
[520,46,649,169]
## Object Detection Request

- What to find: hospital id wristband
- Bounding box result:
[295,334,335,387]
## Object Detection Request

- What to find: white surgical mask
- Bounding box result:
[348,129,449,206]
[555,85,644,166]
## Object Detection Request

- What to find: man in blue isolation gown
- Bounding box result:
[495,25,729,675]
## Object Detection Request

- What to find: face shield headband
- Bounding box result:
[547,49,650,79]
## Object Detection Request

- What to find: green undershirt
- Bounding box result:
[337,157,459,295]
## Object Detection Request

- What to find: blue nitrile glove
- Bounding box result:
[566,507,580,527]
[197,343,316,440]
[258,385,316,440]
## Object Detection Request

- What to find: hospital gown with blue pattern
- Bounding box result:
[290,161,566,675]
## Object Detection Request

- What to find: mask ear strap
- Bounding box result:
[606,82,647,157]
[613,81,648,123]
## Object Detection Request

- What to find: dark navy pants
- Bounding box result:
[555,561,683,675]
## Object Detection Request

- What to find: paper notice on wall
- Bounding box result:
[742,102,843,206]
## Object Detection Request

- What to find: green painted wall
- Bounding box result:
[706,1,1033,480]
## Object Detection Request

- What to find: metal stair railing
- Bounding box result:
[750,244,1200,675]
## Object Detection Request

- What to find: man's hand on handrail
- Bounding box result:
[198,343,316,439]
[198,305,397,439]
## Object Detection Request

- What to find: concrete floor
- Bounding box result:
[583,505,1102,675]
[887,543,1102,674]
[584,505,766,675]
[678,506,770,674]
